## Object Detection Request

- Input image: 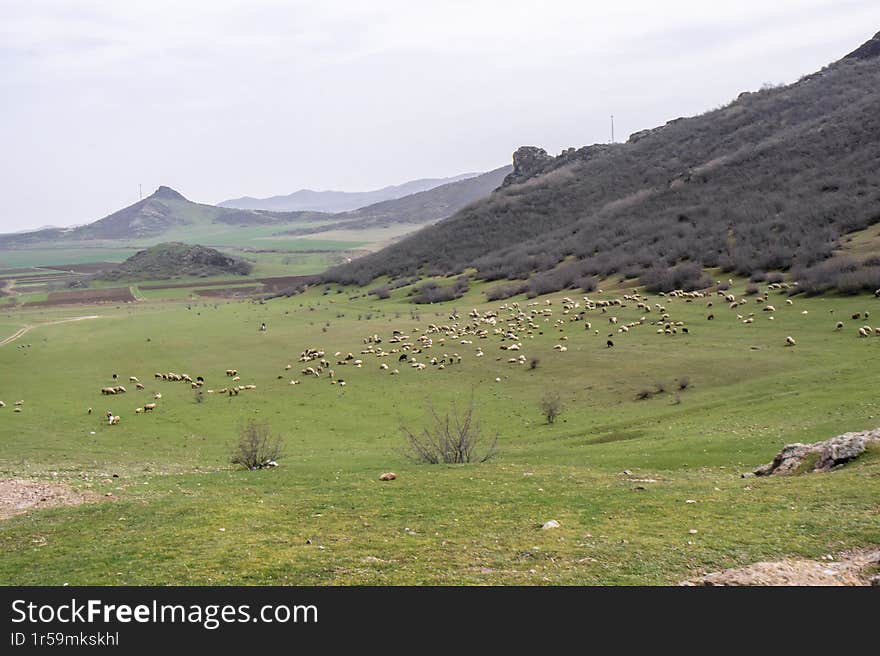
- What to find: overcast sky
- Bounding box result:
[1,0,879,232]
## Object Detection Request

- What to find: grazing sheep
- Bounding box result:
[606,340,614,348]
[858,327,869,338]
[232,376,241,381]
[852,313,861,320]
[106,411,120,425]
[136,383,145,390]
[785,336,796,346]
[101,387,117,395]
[135,407,143,414]
[835,321,844,330]
[129,376,139,383]
[707,314,714,321]
[0,401,5,408]
[225,369,238,377]
[144,403,156,412]
[153,393,162,400]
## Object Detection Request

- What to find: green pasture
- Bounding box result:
[0,279,877,584]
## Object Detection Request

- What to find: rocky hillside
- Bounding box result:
[325,31,880,294]
[98,243,252,281]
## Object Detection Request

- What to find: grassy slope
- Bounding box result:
[0,278,877,584]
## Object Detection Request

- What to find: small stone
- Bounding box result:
[688,529,698,534]
[541,520,560,530]
[622,469,632,475]
[685,499,696,504]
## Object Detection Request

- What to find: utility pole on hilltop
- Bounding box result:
[139,184,142,200]
[611,114,615,143]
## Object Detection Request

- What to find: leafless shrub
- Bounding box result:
[654,381,667,394]
[635,388,654,401]
[230,419,284,470]
[529,357,540,370]
[678,376,691,391]
[402,397,498,464]
[539,392,564,424]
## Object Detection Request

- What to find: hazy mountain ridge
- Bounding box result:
[0,169,506,249]
[0,187,325,248]
[276,165,512,236]
[218,173,482,212]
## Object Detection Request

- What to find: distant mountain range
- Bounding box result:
[277,166,512,235]
[0,167,509,249]
[218,173,482,212]
[325,30,880,294]
[0,186,324,247]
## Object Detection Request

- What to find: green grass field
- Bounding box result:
[0,279,878,584]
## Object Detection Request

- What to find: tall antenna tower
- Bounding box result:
[139,184,142,200]
[611,114,615,143]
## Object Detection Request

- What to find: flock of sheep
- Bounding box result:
[2,280,877,425]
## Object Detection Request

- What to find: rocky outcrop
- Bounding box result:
[754,428,880,476]
[502,146,554,186]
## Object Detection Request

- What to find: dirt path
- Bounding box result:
[0,479,102,520]
[683,547,880,586]
[0,315,101,347]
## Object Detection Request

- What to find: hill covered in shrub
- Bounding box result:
[325,31,880,295]
[98,242,252,281]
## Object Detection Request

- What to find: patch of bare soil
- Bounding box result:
[683,548,880,586]
[0,479,102,520]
